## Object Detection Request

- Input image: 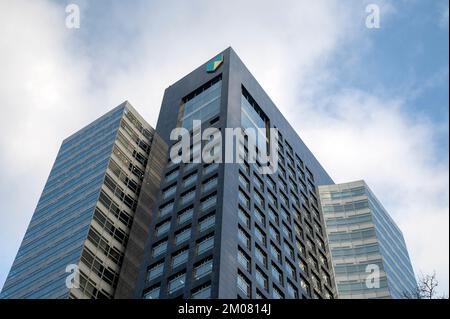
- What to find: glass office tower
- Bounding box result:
[135,47,337,299]
[0,102,165,299]
[318,180,417,299]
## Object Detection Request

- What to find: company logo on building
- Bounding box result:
[206,54,223,73]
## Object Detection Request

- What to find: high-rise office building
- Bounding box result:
[0,102,165,299]
[1,48,417,300]
[135,48,337,299]
[318,180,417,299]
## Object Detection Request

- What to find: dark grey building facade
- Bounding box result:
[135,48,337,299]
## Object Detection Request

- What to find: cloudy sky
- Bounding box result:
[0,0,448,295]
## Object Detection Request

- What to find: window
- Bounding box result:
[159,201,174,218]
[180,77,222,131]
[324,288,333,299]
[272,286,284,299]
[270,243,281,263]
[287,281,298,299]
[241,88,269,156]
[306,167,314,182]
[203,163,219,175]
[256,290,266,299]
[294,223,303,239]
[309,254,319,271]
[271,264,283,285]
[299,180,306,193]
[285,260,296,280]
[314,221,323,236]
[192,284,211,299]
[147,262,164,281]
[283,242,295,260]
[255,226,266,245]
[279,193,288,208]
[255,268,268,290]
[240,162,250,175]
[238,207,250,227]
[298,258,307,273]
[238,227,251,249]
[201,194,217,211]
[319,253,329,268]
[143,286,160,299]
[290,193,300,208]
[268,225,280,243]
[306,237,315,252]
[296,240,305,256]
[197,236,214,255]
[194,258,213,280]
[310,192,318,207]
[237,272,251,297]
[155,220,171,237]
[253,208,265,225]
[317,237,325,251]
[181,189,196,205]
[300,277,311,296]
[267,191,277,207]
[175,228,191,245]
[199,214,215,232]
[172,249,189,269]
[183,172,198,187]
[165,168,180,182]
[184,162,198,173]
[255,245,267,267]
[168,273,186,294]
[281,223,292,241]
[266,177,276,192]
[253,175,263,191]
[152,241,168,257]
[268,208,279,224]
[280,207,290,222]
[162,184,177,200]
[178,207,193,224]
[203,175,218,193]
[238,189,250,209]
[253,190,264,208]
[322,270,331,286]
[311,273,321,291]
[238,248,251,272]
[239,173,250,191]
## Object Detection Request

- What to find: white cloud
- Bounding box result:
[290,89,449,294]
[0,0,98,288]
[0,0,448,296]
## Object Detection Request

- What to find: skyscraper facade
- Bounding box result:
[318,180,417,299]
[1,48,418,300]
[0,102,165,299]
[135,48,337,299]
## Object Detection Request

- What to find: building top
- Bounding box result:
[159,46,334,186]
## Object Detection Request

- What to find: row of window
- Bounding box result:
[238,173,328,265]
[235,115,334,299]
[147,254,213,285]
[154,212,216,242]
[151,233,215,262]
[144,281,212,299]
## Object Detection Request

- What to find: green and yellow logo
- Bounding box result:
[206,54,223,73]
